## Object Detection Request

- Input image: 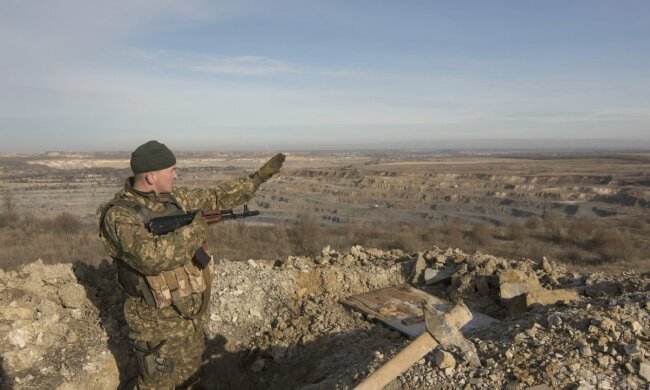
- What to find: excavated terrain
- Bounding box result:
[2,152,649,227]
[1,246,648,389]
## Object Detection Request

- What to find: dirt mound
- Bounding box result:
[0,260,128,389]
[0,247,648,389]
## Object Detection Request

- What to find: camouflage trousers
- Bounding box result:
[123,291,210,389]
[132,326,205,389]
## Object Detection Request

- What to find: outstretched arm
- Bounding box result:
[173,153,286,210]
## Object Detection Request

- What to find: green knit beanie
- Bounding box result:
[130,140,176,174]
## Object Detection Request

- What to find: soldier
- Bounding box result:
[98,140,285,389]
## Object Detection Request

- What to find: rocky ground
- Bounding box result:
[0,246,648,389]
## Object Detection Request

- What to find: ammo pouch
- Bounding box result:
[116,254,212,310]
[143,254,210,309]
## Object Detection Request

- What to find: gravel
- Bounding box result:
[0,245,648,389]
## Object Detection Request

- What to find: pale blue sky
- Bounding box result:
[1,0,649,151]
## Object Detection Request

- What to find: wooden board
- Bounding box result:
[341,285,499,338]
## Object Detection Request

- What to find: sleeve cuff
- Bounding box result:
[250,171,265,185]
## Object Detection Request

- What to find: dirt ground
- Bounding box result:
[0,245,648,389]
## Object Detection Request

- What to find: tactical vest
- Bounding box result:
[99,197,212,315]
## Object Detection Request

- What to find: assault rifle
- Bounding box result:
[147,204,260,235]
[146,205,260,268]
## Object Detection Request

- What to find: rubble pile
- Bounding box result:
[377,247,649,389]
[0,245,648,389]
[0,260,128,389]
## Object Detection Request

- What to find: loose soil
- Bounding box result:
[1,245,648,389]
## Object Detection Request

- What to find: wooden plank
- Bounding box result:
[341,285,499,338]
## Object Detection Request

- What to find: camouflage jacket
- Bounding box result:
[98,174,263,340]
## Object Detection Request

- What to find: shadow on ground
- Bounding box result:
[0,356,12,390]
[199,326,405,390]
[73,259,407,390]
[73,259,137,389]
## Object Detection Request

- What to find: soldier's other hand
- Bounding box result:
[189,211,209,241]
[256,153,285,181]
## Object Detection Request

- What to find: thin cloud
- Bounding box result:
[123,49,369,77]
[190,56,302,76]
[188,55,368,77]
[123,47,170,61]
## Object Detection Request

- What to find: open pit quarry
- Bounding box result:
[0,246,648,389]
[4,152,649,228]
